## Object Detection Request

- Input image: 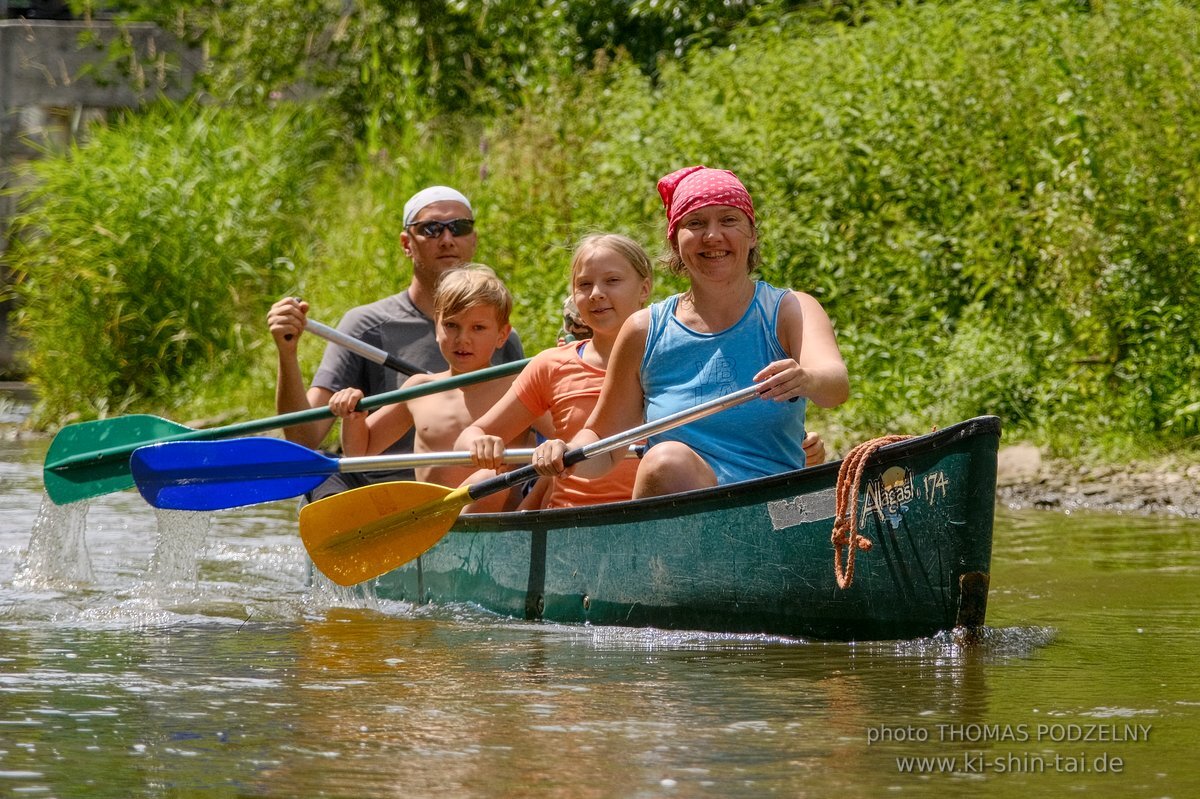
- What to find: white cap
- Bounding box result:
[403,186,473,226]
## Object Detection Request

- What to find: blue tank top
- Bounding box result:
[640,281,808,484]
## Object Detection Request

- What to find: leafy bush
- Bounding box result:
[7,101,336,423]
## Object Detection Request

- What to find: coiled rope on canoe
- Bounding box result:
[831,434,914,589]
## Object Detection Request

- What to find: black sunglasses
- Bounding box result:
[408,218,475,238]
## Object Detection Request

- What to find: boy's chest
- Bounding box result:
[410,385,505,446]
[410,396,471,447]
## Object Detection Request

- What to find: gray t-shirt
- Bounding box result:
[309,289,524,483]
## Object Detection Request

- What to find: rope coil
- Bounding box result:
[831,434,913,589]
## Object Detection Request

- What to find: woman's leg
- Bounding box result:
[633,441,717,498]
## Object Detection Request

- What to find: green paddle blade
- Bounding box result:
[41,358,532,506]
[43,415,193,505]
[299,481,470,586]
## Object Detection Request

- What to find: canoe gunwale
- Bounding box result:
[453,415,1002,532]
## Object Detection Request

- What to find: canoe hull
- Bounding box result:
[373,416,1000,641]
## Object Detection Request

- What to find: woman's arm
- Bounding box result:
[585,309,651,438]
[758,291,849,408]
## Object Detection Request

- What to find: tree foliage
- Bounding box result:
[10,1,1200,457]
[94,1,864,145]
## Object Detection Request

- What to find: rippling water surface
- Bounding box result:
[1,438,1197,798]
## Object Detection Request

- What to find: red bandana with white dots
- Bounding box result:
[657,165,756,239]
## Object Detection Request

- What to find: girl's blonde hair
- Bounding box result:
[569,233,654,287]
[434,264,513,324]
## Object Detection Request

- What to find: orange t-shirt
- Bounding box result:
[514,342,639,508]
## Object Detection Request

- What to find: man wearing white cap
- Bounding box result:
[266,185,524,498]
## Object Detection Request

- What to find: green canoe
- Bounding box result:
[373,416,1000,641]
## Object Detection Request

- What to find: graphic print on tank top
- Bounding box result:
[690,355,739,406]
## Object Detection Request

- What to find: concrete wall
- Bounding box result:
[0,19,201,376]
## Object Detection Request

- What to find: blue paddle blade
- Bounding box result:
[130,437,339,511]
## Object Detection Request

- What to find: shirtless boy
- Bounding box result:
[327,266,539,508]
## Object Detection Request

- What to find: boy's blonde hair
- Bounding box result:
[569,233,654,286]
[434,264,513,324]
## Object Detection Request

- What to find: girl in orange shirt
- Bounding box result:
[457,234,651,508]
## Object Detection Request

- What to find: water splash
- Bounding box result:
[14,492,95,588]
[147,507,213,587]
[305,567,381,613]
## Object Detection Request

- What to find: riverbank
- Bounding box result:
[997,443,1200,519]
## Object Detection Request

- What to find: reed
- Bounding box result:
[7,101,336,424]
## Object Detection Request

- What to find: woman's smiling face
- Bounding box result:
[673,204,758,278]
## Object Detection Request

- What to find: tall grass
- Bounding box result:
[7,101,336,424]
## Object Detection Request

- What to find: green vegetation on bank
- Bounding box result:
[6,102,335,421]
[6,1,1199,459]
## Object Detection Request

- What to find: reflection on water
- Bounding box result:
[1,438,1198,798]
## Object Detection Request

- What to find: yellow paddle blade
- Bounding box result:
[298,481,472,586]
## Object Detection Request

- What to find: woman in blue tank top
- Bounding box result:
[530,165,849,497]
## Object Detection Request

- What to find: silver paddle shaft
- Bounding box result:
[306,319,433,375]
[337,446,640,475]
[574,385,762,464]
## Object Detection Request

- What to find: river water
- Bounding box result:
[1,435,1197,798]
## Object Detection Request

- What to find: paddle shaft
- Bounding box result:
[335,446,639,476]
[45,358,530,472]
[304,320,433,376]
[465,384,763,502]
